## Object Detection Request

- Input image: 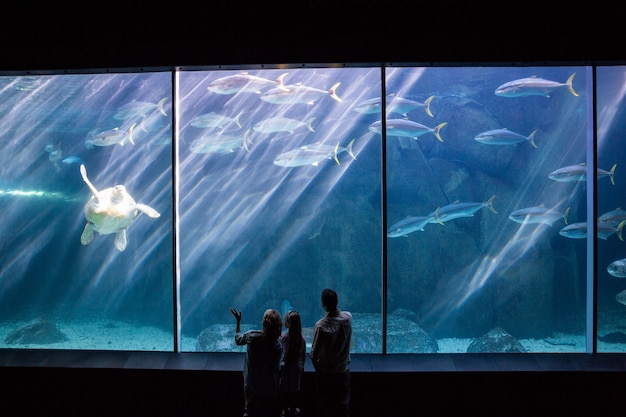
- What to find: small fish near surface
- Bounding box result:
[548,163,616,185]
[206,72,289,95]
[353,95,435,117]
[45,142,63,172]
[494,73,579,97]
[189,129,251,154]
[62,156,86,165]
[260,81,342,105]
[428,195,497,224]
[113,98,168,120]
[252,117,316,134]
[84,123,136,149]
[474,128,538,148]
[190,111,243,129]
[387,215,436,238]
[607,258,626,278]
[273,139,356,167]
[559,220,626,240]
[508,205,570,226]
[368,119,447,142]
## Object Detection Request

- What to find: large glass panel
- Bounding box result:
[178,67,383,352]
[0,72,174,350]
[596,66,626,352]
[386,66,588,353]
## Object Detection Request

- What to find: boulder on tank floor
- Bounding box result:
[5,317,69,345]
[466,327,526,353]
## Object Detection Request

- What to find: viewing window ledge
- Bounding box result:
[1,351,626,372]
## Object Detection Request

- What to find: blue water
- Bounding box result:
[1,66,625,353]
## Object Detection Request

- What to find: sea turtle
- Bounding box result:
[79,164,160,251]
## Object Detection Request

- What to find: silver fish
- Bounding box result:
[608,258,626,278]
[548,163,616,185]
[190,111,243,129]
[598,208,626,226]
[260,82,342,105]
[253,117,316,134]
[369,119,446,142]
[387,215,436,238]
[353,95,435,117]
[113,98,168,120]
[190,129,251,154]
[84,123,136,148]
[474,128,538,148]
[559,220,626,240]
[273,139,356,167]
[508,206,570,226]
[494,73,579,97]
[616,289,626,305]
[206,72,288,95]
[428,195,497,224]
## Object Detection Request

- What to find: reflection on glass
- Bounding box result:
[596,66,626,352]
[386,66,588,353]
[178,67,382,352]
[0,72,174,350]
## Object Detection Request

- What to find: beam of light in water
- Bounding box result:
[176,67,381,321]
[423,205,572,331]
[0,204,74,292]
[422,82,586,328]
[181,141,367,313]
[596,68,626,154]
[0,188,79,202]
[387,67,427,98]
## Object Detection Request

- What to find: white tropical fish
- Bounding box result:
[114,98,168,120]
[548,163,616,185]
[428,195,497,224]
[494,73,578,97]
[559,220,626,240]
[354,95,435,117]
[369,119,446,142]
[253,117,315,134]
[387,215,436,238]
[273,139,356,167]
[261,81,342,105]
[190,129,251,154]
[207,72,288,95]
[474,128,538,148]
[85,123,136,148]
[508,206,569,226]
[190,111,243,129]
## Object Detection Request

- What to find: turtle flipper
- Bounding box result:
[79,164,101,203]
[81,222,94,245]
[136,204,161,218]
[114,229,128,251]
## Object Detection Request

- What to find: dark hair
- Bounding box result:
[262,309,282,340]
[284,310,304,364]
[321,288,338,311]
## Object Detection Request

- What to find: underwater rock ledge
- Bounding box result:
[5,318,69,345]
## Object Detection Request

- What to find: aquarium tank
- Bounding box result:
[0,64,624,355]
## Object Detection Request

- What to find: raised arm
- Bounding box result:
[230,307,242,333]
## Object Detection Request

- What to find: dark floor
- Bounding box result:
[1,351,626,416]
